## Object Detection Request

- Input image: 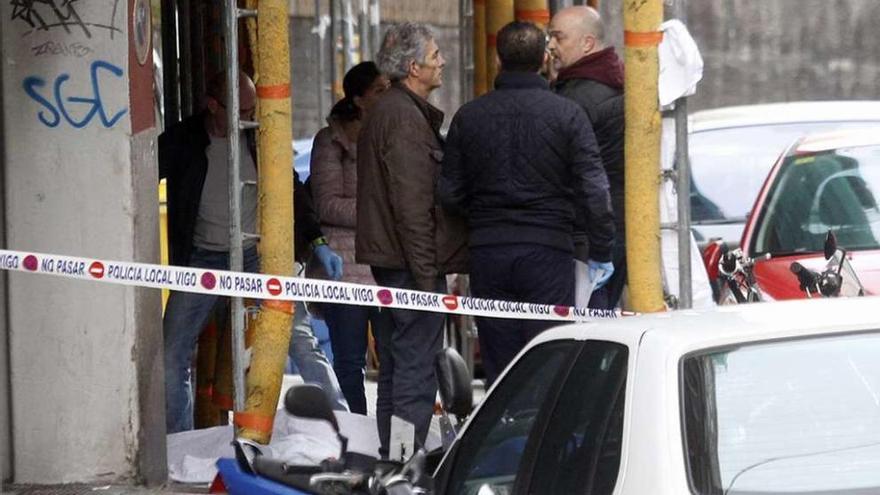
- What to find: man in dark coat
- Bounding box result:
[159,72,345,433]
[357,22,467,456]
[549,6,627,310]
[438,21,615,385]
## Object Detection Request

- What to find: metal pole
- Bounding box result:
[460,0,474,104]
[161,0,180,127]
[190,1,207,112]
[330,0,341,100]
[315,0,328,128]
[674,0,692,309]
[358,0,370,61]
[179,0,194,117]
[342,0,356,70]
[368,0,380,62]
[222,0,247,419]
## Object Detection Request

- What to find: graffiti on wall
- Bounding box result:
[10,0,122,39]
[22,59,128,128]
[31,40,93,57]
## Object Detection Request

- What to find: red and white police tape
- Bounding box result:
[0,249,630,322]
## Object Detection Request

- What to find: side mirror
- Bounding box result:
[284,384,339,432]
[824,231,838,260]
[435,348,473,419]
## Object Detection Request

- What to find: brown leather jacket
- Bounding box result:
[356,83,468,291]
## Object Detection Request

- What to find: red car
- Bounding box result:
[736,128,880,300]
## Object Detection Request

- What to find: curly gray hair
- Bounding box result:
[377,22,435,82]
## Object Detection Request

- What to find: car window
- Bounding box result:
[689,122,879,228]
[682,331,880,495]
[752,144,880,255]
[528,342,628,495]
[444,341,577,495]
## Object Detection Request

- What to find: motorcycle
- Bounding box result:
[214,348,474,495]
[789,231,865,298]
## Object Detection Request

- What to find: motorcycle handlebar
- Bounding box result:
[790,262,820,292]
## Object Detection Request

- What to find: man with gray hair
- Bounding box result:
[356,22,467,456]
[549,6,627,310]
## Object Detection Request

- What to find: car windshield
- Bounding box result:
[682,332,880,495]
[689,122,880,228]
[751,143,880,256]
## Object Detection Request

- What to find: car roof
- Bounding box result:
[791,127,880,154]
[531,297,880,353]
[690,101,880,133]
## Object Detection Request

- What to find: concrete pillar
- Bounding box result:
[0,0,165,485]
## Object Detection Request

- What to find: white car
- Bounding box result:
[433,297,880,494]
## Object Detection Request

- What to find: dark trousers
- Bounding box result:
[588,240,627,310]
[323,303,392,415]
[470,244,574,386]
[370,267,446,458]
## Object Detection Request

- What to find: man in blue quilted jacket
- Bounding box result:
[438,21,615,384]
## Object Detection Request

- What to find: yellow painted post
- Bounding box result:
[514,0,549,28]
[237,0,296,444]
[473,0,488,96]
[486,0,514,87]
[623,0,666,313]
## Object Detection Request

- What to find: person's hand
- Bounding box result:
[587,259,614,289]
[314,244,343,280]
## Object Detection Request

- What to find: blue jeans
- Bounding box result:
[323,303,390,415]
[288,301,349,411]
[163,246,260,434]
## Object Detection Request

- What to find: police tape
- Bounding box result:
[0,249,630,322]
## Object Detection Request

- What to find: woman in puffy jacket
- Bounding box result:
[307,61,389,414]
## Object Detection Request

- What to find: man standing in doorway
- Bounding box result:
[159,72,347,433]
[438,21,614,385]
[357,23,467,455]
[549,6,627,310]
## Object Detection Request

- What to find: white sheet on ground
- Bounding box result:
[167,410,441,484]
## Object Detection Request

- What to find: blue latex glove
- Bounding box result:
[587,259,614,290]
[314,244,343,281]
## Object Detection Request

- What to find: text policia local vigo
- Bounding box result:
[284,280,378,304]
[1,251,623,320]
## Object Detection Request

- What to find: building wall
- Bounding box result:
[290,0,459,24]
[290,23,462,138]
[686,0,880,110]
[596,1,880,111]
[288,0,880,137]
[289,1,462,139]
[0,0,164,484]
